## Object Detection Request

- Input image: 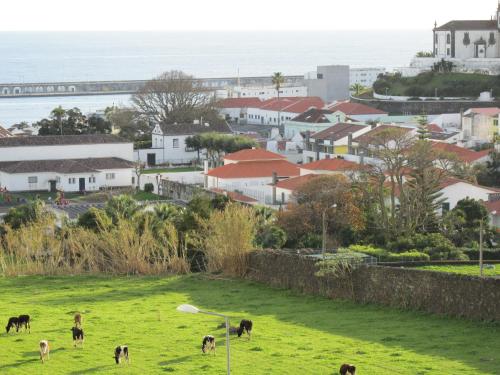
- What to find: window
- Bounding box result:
[490,32,496,45]
[89,177,96,183]
[317,73,323,79]
[442,202,450,213]
[68,178,76,184]
[435,34,438,43]
[28,176,37,184]
[447,48,451,56]
[132,177,135,185]
[106,173,115,180]
[446,34,451,44]
[494,119,499,126]
[56,176,61,183]
[173,138,179,148]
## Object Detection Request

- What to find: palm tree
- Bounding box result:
[350,83,365,97]
[51,106,66,135]
[272,72,285,127]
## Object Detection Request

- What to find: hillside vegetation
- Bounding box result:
[374,72,500,98]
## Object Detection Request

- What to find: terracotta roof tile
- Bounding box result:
[431,142,491,163]
[224,148,286,162]
[206,160,301,179]
[210,188,258,203]
[291,108,334,123]
[327,101,387,116]
[259,97,325,113]
[272,174,319,191]
[0,134,129,148]
[466,107,500,116]
[353,125,413,144]
[217,97,264,108]
[312,123,367,141]
[0,157,133,174]
[302,158,363,172]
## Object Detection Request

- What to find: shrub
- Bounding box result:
[348,245,388,260]
[464,249,500,261]
[386,251,430,262]
[256,225,287,249]
[144,183,154,193]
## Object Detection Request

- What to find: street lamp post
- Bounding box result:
[322,204,337,258]
[479,211,496,277]
[177,304,231,375]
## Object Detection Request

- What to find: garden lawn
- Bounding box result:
[416,264,500,277]
[0,275,498,375]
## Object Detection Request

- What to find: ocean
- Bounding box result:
[0,30,429,126]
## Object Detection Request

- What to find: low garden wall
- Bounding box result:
[246,250,500,321]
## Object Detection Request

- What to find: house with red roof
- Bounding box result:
[301,158,365,175]
[326,101,388,122]
[205,159,303,192]
[462,107,500,144]
[438,177,500,213]
[217,96,325,126]
[272,174,319,203]
[431,142,491,165]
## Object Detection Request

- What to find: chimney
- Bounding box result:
[272,172,278,205]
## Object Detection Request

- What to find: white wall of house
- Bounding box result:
[0,143,133,162]
[462,113,498,142]
[349,68,385,87]
[206,176,275,190]
[137,132,202,165]
[440,182,496,210]
[0,168,134,192]
[229,86,308,100]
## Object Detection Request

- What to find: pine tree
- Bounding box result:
[416,114,430,140]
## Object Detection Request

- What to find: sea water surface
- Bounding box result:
[0,31,429,126]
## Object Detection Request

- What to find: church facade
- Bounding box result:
[434,3,500,59]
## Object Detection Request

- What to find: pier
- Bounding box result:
[0,75,304,98]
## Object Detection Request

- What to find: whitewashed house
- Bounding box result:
[135,121,232,166]
[326,101,388,122]
[0,135,134,192]
[462,107,500,144]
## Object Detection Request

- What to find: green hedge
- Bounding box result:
[464,249,500,261]
[348,245,432,262]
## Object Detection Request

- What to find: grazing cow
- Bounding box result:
[74,313,82,327]
[71,327,84,347]
[339,364,356,375]
[201,335,216,354]
[236,319,253,339]
[17,315,30,333]
[114,345,129,364]
[5,317,18,333]
[39,340,50,363]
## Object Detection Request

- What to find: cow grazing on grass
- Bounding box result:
[17,315,30,333]
[237,319,253,339]
[339,364,356,375]
[74,313,82,327]
[114,346,129,364]
[71,327,84,347]
[39,340,50,363]
[6,317,18,333]
[202,335,216,354]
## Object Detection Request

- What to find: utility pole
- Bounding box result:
[479,217,484,277]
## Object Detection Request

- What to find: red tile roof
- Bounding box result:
[312,123,367,141]
[259,97,325,113]
[427,124,444,133]
[272,174,319,191]
[224,148,286,162]
[210,188,258,203]
[217,97,263,108]
[327,101,387,116]
[431,142,491,163]
[484,200,500,215]
[302,158,363,172]
[291,108,333,123]
[206,160,301,179]
[467,107,500,116]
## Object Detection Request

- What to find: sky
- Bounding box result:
[0,0,497,31]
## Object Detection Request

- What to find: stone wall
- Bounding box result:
[246,251,500,321]
[161,179,215,201]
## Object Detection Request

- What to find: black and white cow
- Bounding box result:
[5,317,18,333]
[114,345,129,364]
[339,363,356,375]
[17,315,30,333]
[201,335,216,354]
[71,327,84,347]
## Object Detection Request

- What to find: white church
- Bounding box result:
[434,2,500,59]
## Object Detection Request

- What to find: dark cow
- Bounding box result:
[339,364,356,375]
[236,319,253,339]
[114,345,129,364]
[17,315,30,333]
[71,327,84,347]
[201,335,216,354]
[5,317,18,333]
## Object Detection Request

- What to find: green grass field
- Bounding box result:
[416,265,500,277]
[0,275,498,374]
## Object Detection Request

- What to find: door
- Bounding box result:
[476,43,486,58]
[79,178,85,192]
[49,180,57,192]
[147,153,156,166]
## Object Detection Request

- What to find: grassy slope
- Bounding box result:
[0,276,498,375]
[416,265,500,277]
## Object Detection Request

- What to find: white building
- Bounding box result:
[462,107,500,144]
[227,85,308,100]
[326,101,388,123]
[135,121,232,166]
[350,68,386,88]
[0,135,134,192]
